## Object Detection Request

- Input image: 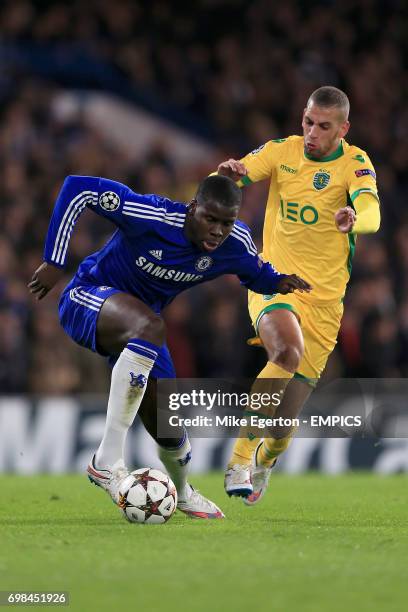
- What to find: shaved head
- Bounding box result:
[307,86,350,121]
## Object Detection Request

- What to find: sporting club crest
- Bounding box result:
[195,255,213,271]
[312,171,330,191]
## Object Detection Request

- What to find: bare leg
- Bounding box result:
[228,308,304,467]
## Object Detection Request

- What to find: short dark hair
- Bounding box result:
[196,175,242,209]
[308,86,350,119]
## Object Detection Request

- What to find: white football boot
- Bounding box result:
[177,484,225,519]
[224,464,253,498]
[244,442,276,506]
[87,455,129,505]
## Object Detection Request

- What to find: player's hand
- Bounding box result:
[217,159,248,182]
[276,274,312,295]
[335,206,356,233]
[27,262,64,300]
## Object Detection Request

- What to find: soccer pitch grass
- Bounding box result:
[0,474,406,612]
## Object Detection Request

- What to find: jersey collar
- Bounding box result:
[304,140,344,162]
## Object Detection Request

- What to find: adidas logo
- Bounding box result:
[149,249,163,260]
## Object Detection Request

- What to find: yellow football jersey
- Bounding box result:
[239,135,379,304]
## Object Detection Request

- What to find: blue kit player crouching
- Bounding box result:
[28,174,310,519]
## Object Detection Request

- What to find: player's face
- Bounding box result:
[187,198,239,252]
[302,102,350,158]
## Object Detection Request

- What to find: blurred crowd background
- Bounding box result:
[0,0,407,394]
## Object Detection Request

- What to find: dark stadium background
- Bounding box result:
[0,0,406,396]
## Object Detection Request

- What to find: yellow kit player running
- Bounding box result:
[219,86,381,504]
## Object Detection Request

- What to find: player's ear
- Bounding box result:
[340,120,350,139]
[188,199,197,215]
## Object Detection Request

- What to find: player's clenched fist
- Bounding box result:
[334,206,356,233]
[217,159,247,182]
[27,262,64,300]
[276,274,312,294]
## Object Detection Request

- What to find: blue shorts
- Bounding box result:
[59,282,176,379]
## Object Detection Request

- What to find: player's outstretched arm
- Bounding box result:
[28,262,65,300]
[235,239,312,296]
[231,221,312,296]
[276,274,312,295]
[217,140,281,186]
[335,193,380,234]
[28,175,110,298]
[217,159,248,182]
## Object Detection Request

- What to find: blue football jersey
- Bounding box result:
[44,176,285,312]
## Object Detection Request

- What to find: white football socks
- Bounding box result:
[158,434,192,501]
[95,340,158,468]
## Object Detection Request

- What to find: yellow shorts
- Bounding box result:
[248,291,344,381]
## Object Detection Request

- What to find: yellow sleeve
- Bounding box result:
[345,151,379,206]
[237,139,284,187]
[352,192,381,234]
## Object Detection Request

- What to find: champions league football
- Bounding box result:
[118,468,177,524]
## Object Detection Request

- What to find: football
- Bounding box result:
[118,468,177,524]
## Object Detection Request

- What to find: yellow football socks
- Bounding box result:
[228,361,294,467]
[257,361,295,380]
[257,434,293,467]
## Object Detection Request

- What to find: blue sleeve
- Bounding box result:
[238,257,286,294]
[43,175,164,268]
[228,222,286,293]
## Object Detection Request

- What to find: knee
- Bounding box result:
[258,310,304,375]
[125,312,166,346]
[268,343,303,373]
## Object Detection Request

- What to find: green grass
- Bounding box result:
[0,473,407,611]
